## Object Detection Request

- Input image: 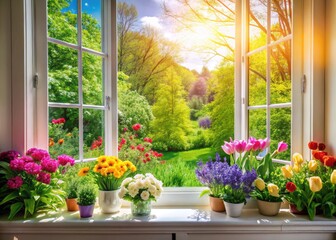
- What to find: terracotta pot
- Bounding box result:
[209,196,225,212]
[66,198,79,212]
[257,200,281,216]
[78,204,95,218]
[289,203,307,215]
[223,201,244,217]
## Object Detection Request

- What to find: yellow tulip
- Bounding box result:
[308,160,318,172]
[331,170,336,184]
[308,176,323,192]
[281,165,293,178]
[255,178,265,191]
[267,183,280,197]
[293,163,301,173]
[292,153,304,165]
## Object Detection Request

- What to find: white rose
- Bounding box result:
[129,188,139,198]
[145,173,154,178]
[140,190,150,201]
[121,177,133,186]
[119,186,128,198]
[148,184,156,194]
[134,174,144,179]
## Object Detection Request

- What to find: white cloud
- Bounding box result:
[140,16,163,30]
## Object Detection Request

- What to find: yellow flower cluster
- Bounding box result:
[254,178,280,197]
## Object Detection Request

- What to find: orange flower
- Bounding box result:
[58,138,64,145]
[49,138,55,147]
[78,167,90,176]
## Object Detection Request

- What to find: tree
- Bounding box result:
[151,69,192,151]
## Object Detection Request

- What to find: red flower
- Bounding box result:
[120,138,126,145]
[312,150,328,162]
[123,127,128,132]
[308,141,318,150]
[132,123,141,131]
[144,137,153,143]
[318,143,326,151]
[323,155,335,167]
[51,118,66,124]
[286,182,297,192]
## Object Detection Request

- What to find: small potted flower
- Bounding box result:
[77,183,97,218]
[221,164,257,217]
[78,155,137,213]
[195,154,228,212]
[119,173,163,216]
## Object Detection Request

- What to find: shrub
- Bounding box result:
[77,183,97,206]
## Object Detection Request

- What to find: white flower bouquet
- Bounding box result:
[119,173,163,203]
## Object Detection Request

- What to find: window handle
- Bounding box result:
[106,96,111,110]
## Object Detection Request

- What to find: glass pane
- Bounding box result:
[82,0,103,52]
[83,52,104,105]
[271,0,292,42]
[270,40,291,104]
[249,108,266,139]
[48,107,79,159]
[270,108,291,160]
[83,109,105,158]
[249,0,267,50]
[48,0,78,45]
[48,43,78,103]
[248,50,267,106]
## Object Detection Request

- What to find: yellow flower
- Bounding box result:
[292,152,304,165]
[93,163,104,173]
[255,178,265,191]
[308,160,318,172]
[293,163,301,173]
[281,165,293,178]
[97,155,108,163]
[130,165,137,172]
[330,170,336,184]
[113,171,122,179]
[267,183,280,197]
[308,176,323,192]
[78,167,90,176]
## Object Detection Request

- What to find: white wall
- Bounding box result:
[0,0,12,151]
[325,0,336,154]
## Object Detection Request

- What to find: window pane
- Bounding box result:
[249,0,267,50]
[270,40,291,104]
[248,50,267,106]
[48,107,79,159]
[48,43,78,103]
[248,108,266,139]
[83,53,104,105]
[83,109,105,158]
[48,0,78,45]
[271,0,292,42]
[270,107,291,160]
[82,0,103,52]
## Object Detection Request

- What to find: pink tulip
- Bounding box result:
[259,138,270,151]
[234,140,247,153]
[222,141,235,155]
[245,142,254,152]
[277,141,288,153]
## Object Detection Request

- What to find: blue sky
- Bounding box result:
[63,0,102,25]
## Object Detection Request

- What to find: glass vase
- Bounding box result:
[131,201,151,216]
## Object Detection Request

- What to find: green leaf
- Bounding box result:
[8,202,23,220]
[199,189,210,198]
[0,191,19,205]
[24,198,36,216]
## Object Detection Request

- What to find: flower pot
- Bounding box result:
[78,204,95,218]
[289,203,307,215]
[131,200,151,216]
[209,196,225,212]
[98,189,121,213]
[66,198,79,212]
[223,201,244,218]
[257,200,281,216]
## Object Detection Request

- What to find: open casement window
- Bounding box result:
[239,0,303,163]
[46,0,117,161]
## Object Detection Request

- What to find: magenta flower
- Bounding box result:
[21,156,34,162]
[245,142,254,152]
[41,157,59,173]
[57,154,75,166]
[7,176,23,189]
[233,140,247,153]
[24,162,41,175]
[222,141,235,155]
[277,141,288,153]
[259,138,270,151]
[9,158,25,171]
[30,149,50,162]
[0,150,20,162]
[37,171,51,184]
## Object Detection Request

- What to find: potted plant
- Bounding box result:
[64,177,79,211]
[195,154,228,212]
[221,164,257,217]
[77,183,97,218]
[119,173,163,216]
[78,155,137,213]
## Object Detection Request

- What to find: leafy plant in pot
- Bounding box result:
[64,177,79,211]
[77,183,97,218]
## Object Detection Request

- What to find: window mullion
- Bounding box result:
[266,0,271,151]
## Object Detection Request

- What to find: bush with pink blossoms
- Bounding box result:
[0,148,75,220]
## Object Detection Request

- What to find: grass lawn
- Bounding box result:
[162,147,220,163]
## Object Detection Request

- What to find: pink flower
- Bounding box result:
[144,137,153,143]
[277,141,288,153]
[24,162,42,175]
[21,156,34,162]
[259,138,270,151]
[245,142,254,152]
[222,141,235,155]
[57,154,75,166]
[132,123,141,131]
[27,148,50,162]
[7,176,23,189]
[41,157,59,173]
[9,158,25,171]
[37,171,51,184]
[233,140,247,153]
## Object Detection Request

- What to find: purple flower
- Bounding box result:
[9,158,25,171]
[277,141,288,153]
[57,154,75,166]
[41,157,59,173]
[7,176,23,189]
[0,150,20,162]
[198,117,211,129]
[24,162,41,175]
[37,171,51,184]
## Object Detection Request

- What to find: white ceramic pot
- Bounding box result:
[98,189,122,213]
[223,201,244,217]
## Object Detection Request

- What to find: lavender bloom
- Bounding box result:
[198,117,211,129]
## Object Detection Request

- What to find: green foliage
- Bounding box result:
[64,177,79,199]
[77,183,97,206]
[189,129,211,149]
